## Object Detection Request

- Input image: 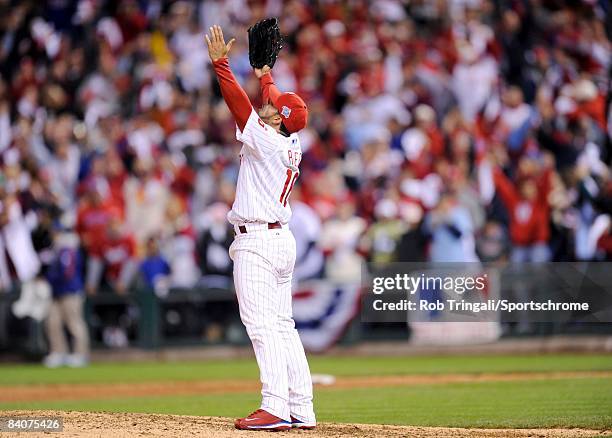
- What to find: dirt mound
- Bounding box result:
[1,411,608,438]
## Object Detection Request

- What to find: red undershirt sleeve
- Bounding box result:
[493,167,519,209]
[259,72,281,105]
[212,57,252,132]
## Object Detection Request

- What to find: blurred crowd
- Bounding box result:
[0,0,611,299]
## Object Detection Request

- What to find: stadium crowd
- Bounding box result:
[0,0,611,303]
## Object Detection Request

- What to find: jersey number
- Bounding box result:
[279,169,299,207]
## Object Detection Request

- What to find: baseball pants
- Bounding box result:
[230,226,315,423]
[46,294,89,356]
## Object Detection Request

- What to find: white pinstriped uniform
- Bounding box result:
[228,109,315,423]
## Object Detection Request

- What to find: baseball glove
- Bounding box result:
[247,18,283,69]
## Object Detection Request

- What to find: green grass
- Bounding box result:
[0,354,611,429]
[0,378,610,429]
[0,354,610,386]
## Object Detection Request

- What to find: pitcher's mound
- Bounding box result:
[2,410,607,437]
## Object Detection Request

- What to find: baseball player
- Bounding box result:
[205,25,316,431]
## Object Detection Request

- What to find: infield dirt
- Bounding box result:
[1,410,610,438]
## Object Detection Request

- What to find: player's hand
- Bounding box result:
[205,25,235,62]
[253,65,271,78]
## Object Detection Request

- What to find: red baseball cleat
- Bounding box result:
[234,409,292,431]
[290,416,316,430]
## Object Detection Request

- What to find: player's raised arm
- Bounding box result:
[254,66,281,105]
[205,25,252,132]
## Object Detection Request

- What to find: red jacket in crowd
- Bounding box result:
[102,234,137,281]
[493,168,551,246]
[76,202,122,257]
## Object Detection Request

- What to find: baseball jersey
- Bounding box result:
[228,109,302,225]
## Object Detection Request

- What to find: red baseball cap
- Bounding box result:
[272,92,308,133]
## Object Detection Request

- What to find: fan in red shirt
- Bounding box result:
[493,165,552,262]
[76,183,122,258]
[85,217,138,295]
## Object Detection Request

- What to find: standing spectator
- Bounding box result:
[451,42,498,123]
[139,236,171,297]
[86,217,138,295]
[360,198,406,266]
[492,164,552,263]
[76,182,122,261]
[44,114,81,211]
[43,227,89,368]
[197,202,233,285]
[425,192,479,263]
[395,203,427,262]
[0,190,41,292]
[11,204,56,322]
[161,194,199,288]
[319,196,366,283]
[123,158,169,250]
